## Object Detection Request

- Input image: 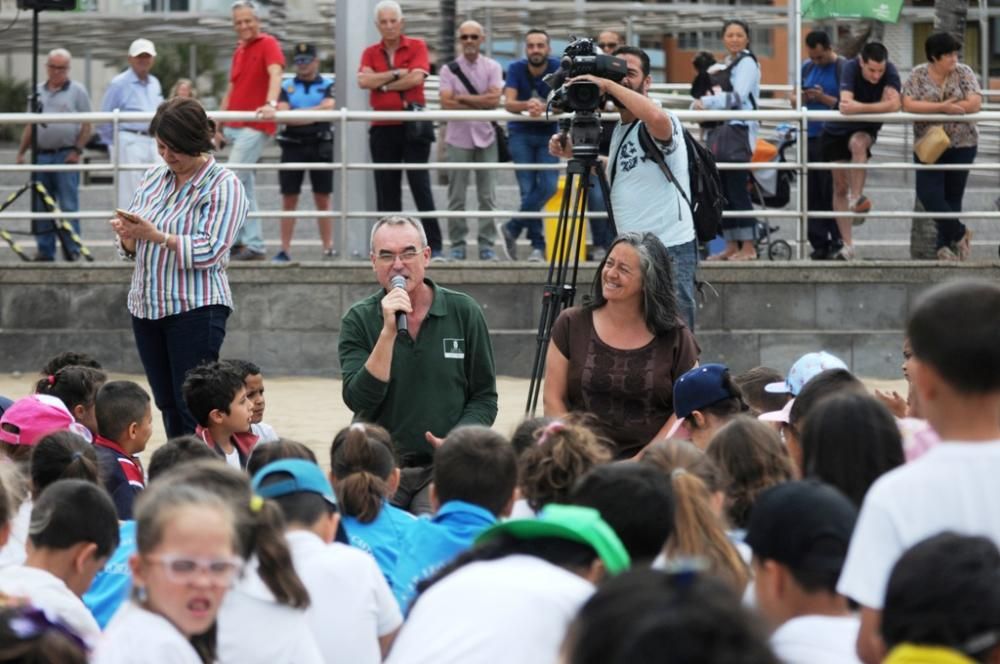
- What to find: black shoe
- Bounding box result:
[31,253,55,262]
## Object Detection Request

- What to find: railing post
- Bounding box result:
[339,106,349,255]
[112,109,120,207]
[798,108,808,260]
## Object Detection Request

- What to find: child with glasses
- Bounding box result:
[94,481,240,664]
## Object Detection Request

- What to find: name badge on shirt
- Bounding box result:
[443,338,465,359]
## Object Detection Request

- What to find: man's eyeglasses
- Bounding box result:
[46,64,69,71]
[597,42,619,51]
[376,249,422,265]
[459,34,481,41]
[148,553,244,585]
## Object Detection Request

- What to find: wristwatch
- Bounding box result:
[266,100,277,109]
[69,146,82,154]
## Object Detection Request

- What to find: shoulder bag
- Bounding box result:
[446,61,511,162]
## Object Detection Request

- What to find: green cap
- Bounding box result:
[475,504,631,576]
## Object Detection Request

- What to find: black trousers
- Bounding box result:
[369,124,441,252]
[806,135,841,253]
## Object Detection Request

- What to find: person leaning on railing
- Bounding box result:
[902,32,982,262]
[108,98,249,439]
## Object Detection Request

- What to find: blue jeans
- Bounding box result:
[506,131,558,250]
[224,127,269,253]
[32,149,80,259]
[914,145,976,250]
[132,305,230,438]
[667,239,699,331]
[720,169,757,242]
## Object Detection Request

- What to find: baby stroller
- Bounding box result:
[748,125,796,261]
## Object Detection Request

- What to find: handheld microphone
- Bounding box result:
[390,275,408,337]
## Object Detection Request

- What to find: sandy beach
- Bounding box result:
[1,371,907,468]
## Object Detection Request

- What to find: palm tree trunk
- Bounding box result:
[911,0,970,258]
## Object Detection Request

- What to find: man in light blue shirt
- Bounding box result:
[99,38,163,208]
[550,46,698,329]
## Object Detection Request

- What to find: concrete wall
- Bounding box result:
[1,262,996,379]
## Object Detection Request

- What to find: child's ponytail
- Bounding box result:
[247,495,310,608]
[330,423,396,524]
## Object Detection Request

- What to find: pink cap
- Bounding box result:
[758,398,794,425]
[663,418,691,441]
[0,395,84,446]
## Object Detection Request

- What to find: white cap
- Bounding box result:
[128,38,157,57]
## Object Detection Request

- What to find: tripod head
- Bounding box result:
[556,112,603,162]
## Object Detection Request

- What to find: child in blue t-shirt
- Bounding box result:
[389,426,517,612]
[330,423,417,590]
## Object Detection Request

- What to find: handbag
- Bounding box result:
[446,61,511,162]
[914,125,951,164]
[708,123,752,163]
[382,49,435,144]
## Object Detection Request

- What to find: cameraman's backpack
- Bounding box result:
[637,124,725,243]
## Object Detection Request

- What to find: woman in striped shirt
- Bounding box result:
[110,97,249,438]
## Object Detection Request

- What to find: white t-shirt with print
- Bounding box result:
[93,601,201,664]
[386,554,594,664]
[770,614,863,664]
[608,112,695,249]
[217,556,324,664]
[286,530,402,664]
[0,565,101,647]
[838,441,1000,609]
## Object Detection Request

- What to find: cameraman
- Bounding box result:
[549,46,697,329]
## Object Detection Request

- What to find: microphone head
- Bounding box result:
[390,275,407,290]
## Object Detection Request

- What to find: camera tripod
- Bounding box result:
[524,152,616,416]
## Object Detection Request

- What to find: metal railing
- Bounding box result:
[1,107,998,259]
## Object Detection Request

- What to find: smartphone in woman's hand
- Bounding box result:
[115,209,142,224]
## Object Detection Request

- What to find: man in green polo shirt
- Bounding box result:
[338,215,498,514]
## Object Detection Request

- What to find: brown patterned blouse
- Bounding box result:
[551,306,700,459]
[902,62,981,148]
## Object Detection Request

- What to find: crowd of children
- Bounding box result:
[0,277,998,664]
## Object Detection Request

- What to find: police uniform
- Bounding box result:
[277,51,334,196]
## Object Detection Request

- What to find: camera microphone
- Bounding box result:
[390,275,408,338]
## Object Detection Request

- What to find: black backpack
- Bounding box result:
[636,124,725,243]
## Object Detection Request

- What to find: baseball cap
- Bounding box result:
[758,398,794,424]
[745,480,857,574]
[765,351,848,396]
[0,394,88,446]
[292,42,317,64]
[128,38,157,57]
[251,459,338,508]
[664,364,738,439]
[476,504,631,575]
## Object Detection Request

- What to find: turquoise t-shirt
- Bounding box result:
[389,500,496,613]
[342,500,417,591]
[83,520,136,628]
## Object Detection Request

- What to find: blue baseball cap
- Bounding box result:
[673,364,736,419]
[251,459,338,508]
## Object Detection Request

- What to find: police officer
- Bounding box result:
[272,42,337,262]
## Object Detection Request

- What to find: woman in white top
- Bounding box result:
[94,481,241,664]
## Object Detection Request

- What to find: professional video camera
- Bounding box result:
[543,37,628,159]
[544,37,628,114]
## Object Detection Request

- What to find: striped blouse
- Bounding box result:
[122,156,248,320]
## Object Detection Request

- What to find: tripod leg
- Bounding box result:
[524,161,598,416]
[593,160,617,239]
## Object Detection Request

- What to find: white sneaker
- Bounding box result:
[527,248,545,262]
[834,244,856,261]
